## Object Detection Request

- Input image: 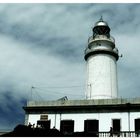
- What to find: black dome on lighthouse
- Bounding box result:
[94,17,109,27]
[92,17,110,37]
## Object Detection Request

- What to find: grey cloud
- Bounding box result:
[0,4,90,62]
[86,4,140,34]
[0,3,140,128]
[0,34,85,101]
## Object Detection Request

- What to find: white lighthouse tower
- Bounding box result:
[85,17,119,99]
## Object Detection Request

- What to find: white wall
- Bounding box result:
[86,54,118,99]
[28,114,40,126]
[27,111,140,132]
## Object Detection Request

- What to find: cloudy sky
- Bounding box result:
[0,3,140,130]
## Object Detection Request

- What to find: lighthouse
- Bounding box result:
[24,17,140,137]
[85,17,119,99]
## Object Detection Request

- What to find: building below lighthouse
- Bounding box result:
[23,18,140,137]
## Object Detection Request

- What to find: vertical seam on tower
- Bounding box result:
[116,60,118,97]
[110,58,112,98]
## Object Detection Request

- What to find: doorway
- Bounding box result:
[112,119,121,132]
[84,119,99,133]
[37,120,50,129]
[60,120,74,134]
[135,118,140,131]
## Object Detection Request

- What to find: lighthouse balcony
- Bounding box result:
[88,35,115,44]
[84,46,119,61]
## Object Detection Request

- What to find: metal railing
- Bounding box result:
[66,131,140,137]
[99,131,140,137]
[88,35,115,44]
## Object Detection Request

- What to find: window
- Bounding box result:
[60,120,74,134]
[40,114,48,121]
[84,119,99,133]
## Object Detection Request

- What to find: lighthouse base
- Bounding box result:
[86,54,118,100]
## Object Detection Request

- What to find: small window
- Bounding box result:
[40,114,48,121]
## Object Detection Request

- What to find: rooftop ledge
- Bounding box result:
[27,98,140,107]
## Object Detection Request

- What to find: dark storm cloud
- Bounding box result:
[0,92,25,129]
